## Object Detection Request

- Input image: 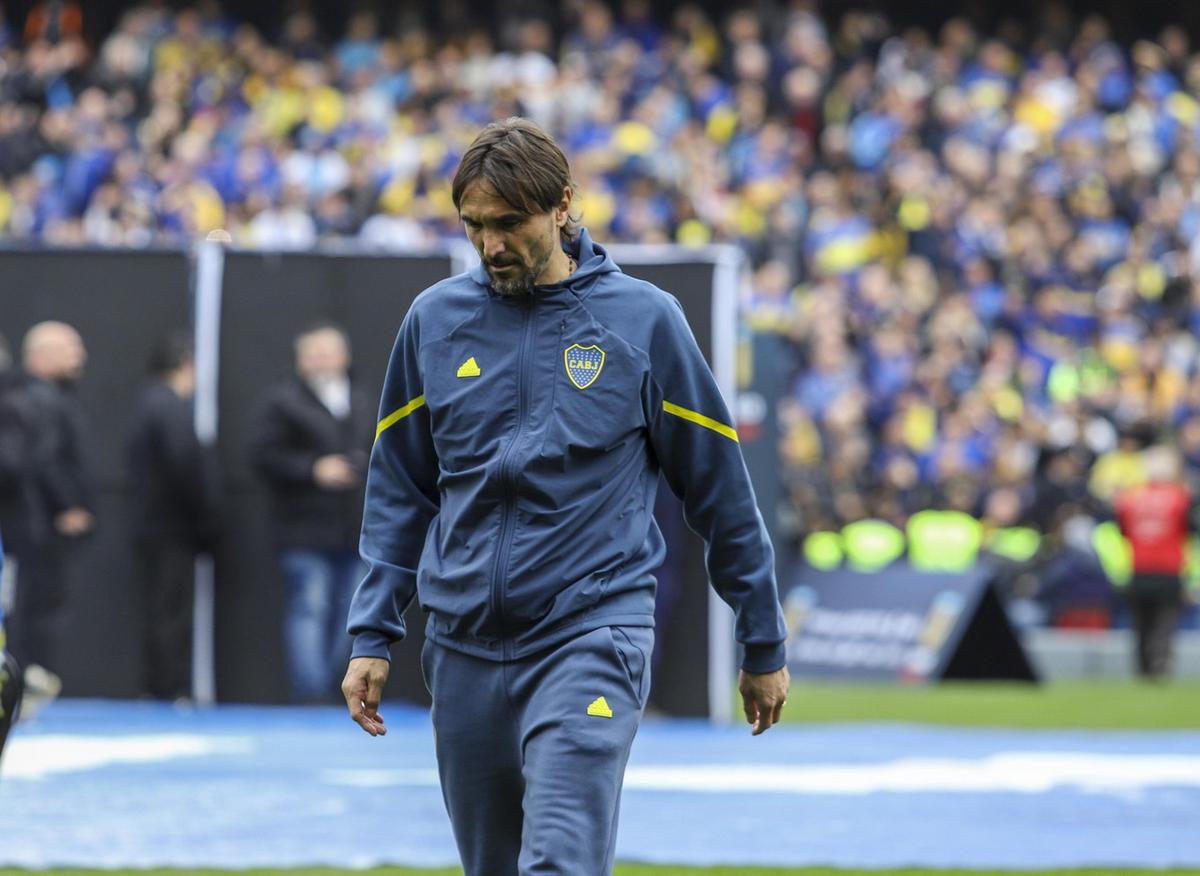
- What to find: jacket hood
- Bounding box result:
[468,227,619,294]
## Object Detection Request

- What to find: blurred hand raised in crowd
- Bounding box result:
[55,507,94,536]
[313,454,359,489]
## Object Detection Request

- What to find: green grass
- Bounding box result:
[10,863,1196,875]
[766,680,1200,730]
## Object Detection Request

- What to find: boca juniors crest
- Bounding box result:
[564,343,605,389]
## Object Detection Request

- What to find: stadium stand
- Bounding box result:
[1,0,1199,633]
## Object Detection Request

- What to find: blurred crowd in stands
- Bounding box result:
[2,0,1200,641]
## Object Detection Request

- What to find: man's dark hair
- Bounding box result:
[147,331,193,376]
[451,117,580,241]
[294,320,349,348]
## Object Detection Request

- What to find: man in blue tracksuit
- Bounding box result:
[342,118,789,875]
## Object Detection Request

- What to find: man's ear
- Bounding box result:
[556,186,572,227]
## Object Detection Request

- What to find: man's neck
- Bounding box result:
[535,246,574,286]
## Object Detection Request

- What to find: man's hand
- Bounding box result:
[313,454,359,490]
[738,665,790,735]
[342,657,390,737]
[54,507,94,536]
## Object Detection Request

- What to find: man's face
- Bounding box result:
[25,325,86,383]
[459,180,563,298]
[296,329,349,382]
[57,330,86,382]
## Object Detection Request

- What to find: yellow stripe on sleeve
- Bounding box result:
[375,394,426,441]
[662,400,739,443]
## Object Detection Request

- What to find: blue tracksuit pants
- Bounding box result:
[422,625,654,875]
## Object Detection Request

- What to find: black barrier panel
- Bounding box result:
[0,249,193,696]
[616,262,716,363]
[784,562,1038,683]
[214,252,451,705]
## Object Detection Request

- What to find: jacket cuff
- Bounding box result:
[741,642,787,674]
[351,631,394,661]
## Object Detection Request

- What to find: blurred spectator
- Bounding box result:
[0,332,48,716]
[0,332,45,569]
[1114,446,1194,678]
[22,321,93,539]
[248,323,373,702]
[0,530,24,761]
[126,332,220,701]
[23,1,83,46]
[1036,510,1116,629]
[5,321,93,697]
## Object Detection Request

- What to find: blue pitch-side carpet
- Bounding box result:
[2,700,1199,870]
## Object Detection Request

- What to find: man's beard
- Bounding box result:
[488,243,554,299]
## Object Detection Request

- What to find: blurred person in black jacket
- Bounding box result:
[126,333,220,701]
[5,321,94,697]
[21,321,94,539]
[1,529,24,764]
[249,323,373,702]
[1,336,34,731]
[1,334,52,714]
[0,333,47,564]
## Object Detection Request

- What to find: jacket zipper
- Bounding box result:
[490,303,536,651]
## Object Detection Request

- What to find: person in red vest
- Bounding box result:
[1113,446,1193,679]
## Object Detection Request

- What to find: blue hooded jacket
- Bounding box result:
[348,229,786,673]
